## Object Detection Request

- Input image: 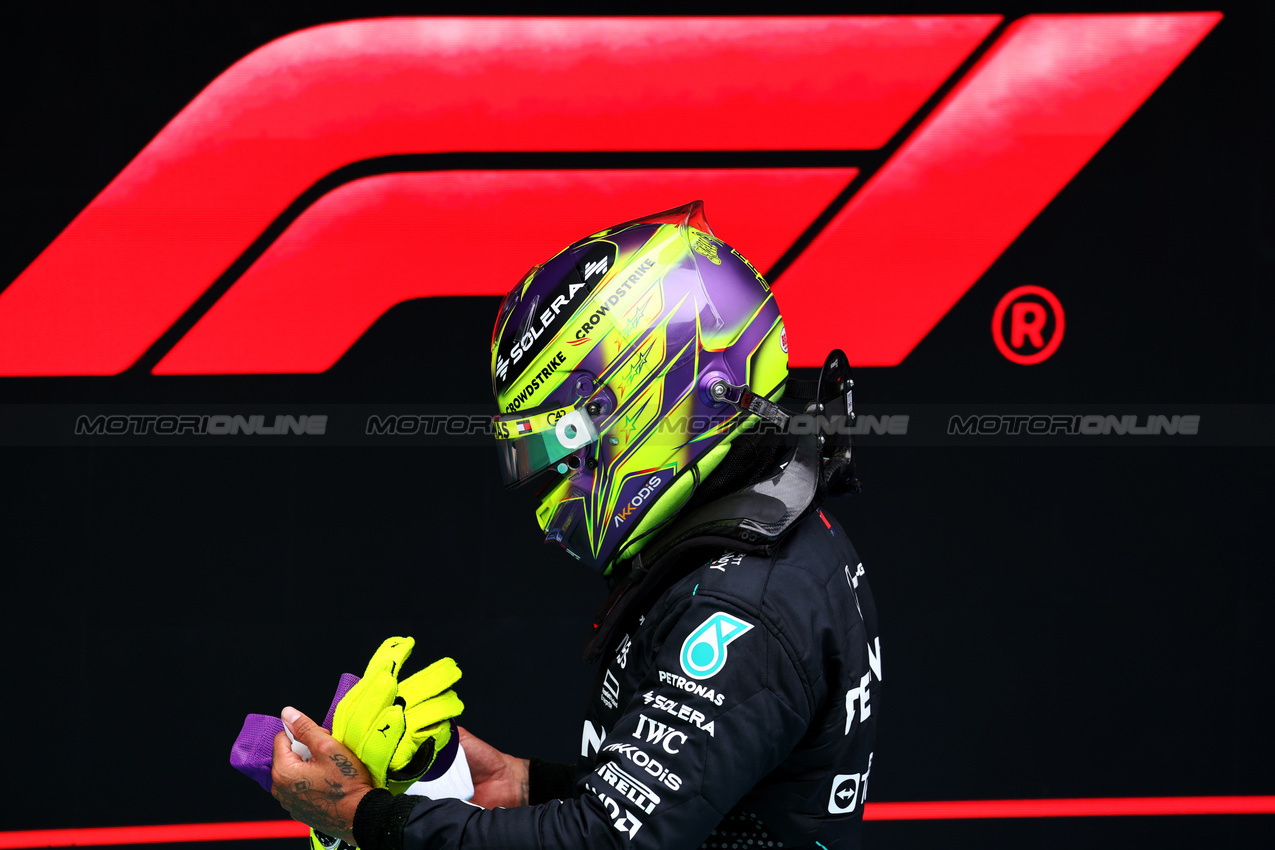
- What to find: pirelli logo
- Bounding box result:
[598,761,661,815]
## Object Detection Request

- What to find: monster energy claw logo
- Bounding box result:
[679,612,754,680]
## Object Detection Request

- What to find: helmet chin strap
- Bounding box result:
[604,355,859,575]
[707,379,792,430]
[711,350,862,497]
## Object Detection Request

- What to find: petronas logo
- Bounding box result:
[679,612,754,680]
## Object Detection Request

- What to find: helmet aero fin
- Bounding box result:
[490,201,787,574]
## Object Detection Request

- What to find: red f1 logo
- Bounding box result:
[0,14,1220,375]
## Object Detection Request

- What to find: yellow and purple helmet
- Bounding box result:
[490,202,787,574]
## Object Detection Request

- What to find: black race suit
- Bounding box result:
[353,508,881,850]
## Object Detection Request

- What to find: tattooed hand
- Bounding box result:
[271,706,373,846]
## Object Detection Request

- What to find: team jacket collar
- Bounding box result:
[584,433,824,663]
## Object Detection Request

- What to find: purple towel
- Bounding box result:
[322,673,361,731]
[230,672,360,793]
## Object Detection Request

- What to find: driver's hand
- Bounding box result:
[271,707,373,846]
[457,726,531,809]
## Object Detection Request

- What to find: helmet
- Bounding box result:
[490,201,787,574]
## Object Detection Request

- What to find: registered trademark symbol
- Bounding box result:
[992,285,1065,364]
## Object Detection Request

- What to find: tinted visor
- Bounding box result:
[492,401,600,488]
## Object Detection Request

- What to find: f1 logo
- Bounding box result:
[0,15,1219,375]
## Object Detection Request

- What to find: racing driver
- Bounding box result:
[272,202,883,849]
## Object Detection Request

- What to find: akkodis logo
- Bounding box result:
[680,612,754,680]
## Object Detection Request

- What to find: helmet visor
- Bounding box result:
[492,402,600,488]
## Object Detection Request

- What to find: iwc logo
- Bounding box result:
[679,612,754,680]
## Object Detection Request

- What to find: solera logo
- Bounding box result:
[0,15,1219,375]
[993,285,1065,364]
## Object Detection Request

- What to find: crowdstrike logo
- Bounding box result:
[574,258,657,343]
[679,612,754,680]
[0,15,1218,376]
[503,350,567,413]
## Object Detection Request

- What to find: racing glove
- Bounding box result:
[331,636,464,795]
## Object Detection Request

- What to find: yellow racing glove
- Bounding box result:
[331,636,464,795]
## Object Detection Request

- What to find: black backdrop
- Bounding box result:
[1,4,1272,849]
